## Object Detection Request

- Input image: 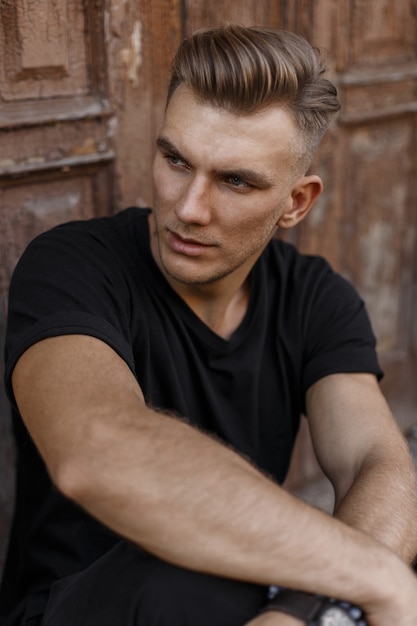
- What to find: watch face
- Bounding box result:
[319,606,356,626]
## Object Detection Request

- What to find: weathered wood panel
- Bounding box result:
[184,0,282,31]
[342,119,415,354]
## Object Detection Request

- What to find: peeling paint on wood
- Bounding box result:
[120,20,143,87]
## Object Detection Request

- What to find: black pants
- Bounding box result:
[39,541,267,626]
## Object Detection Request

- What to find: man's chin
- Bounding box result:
[161,259,229,287]
[163,268,216,287]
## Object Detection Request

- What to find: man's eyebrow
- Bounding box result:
[156,136,183,158]
[217,167,274,187]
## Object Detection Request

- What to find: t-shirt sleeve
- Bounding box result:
[300,260,383,395]
[5,224,137,407]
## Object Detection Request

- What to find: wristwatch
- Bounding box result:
[262,588,367,625]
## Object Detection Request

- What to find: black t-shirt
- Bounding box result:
[0,207,382,620]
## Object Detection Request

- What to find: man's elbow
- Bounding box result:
[50,448,97,505]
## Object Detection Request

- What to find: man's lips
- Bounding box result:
[167,230,215,256]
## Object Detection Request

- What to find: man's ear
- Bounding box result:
[277,175,323,229]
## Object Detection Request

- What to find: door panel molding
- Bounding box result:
[0,0,110,126]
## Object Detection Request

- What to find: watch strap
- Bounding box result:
[260,588,324,622]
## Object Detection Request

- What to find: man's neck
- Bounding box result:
[148,215,254,339]
[175,278,251,340]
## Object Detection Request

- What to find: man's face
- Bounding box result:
[150,85,304,290]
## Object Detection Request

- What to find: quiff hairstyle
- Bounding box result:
[167,24,340,169]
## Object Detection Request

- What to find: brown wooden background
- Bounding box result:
[1,0,416,576]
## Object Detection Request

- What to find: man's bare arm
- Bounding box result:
[307,373,417,564]
[245,374,417,626]
[12,335,417,625]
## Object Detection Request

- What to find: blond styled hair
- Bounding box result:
[167,25,340,167]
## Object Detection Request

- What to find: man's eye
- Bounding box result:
[226,176,250,189]
[165,154,187,168]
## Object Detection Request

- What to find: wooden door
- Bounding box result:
[0,0,115,572]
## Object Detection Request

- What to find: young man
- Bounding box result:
[1,25,417,626]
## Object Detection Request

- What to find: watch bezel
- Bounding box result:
[315,602,359,626]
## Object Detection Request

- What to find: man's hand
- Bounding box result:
[244,613,303,626]
[363,560,417,626]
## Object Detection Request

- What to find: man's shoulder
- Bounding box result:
[12,207,153,295]
[264,237,332,279]
[22,207,151,267]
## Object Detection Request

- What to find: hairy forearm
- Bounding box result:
[62,406,412,615]
[333,449,417,564]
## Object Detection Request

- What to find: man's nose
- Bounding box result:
[174,175,211,225]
